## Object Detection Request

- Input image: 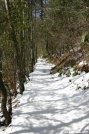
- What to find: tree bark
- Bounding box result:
[30,0,35,71]
[40,0,44,19]
[4,0,25,94]
[0,50,11,126]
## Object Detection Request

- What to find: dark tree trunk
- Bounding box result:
[40,0,44,19]
[18,70,25,94]
[0,50,11,126]
[35,43,37,63]
[30,0,35,72]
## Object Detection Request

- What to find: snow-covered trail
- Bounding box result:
[1,58,89,134]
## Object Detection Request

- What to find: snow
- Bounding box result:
[0,58,89,134]
[79,61,87,66]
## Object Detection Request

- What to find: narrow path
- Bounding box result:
[1,59,89,134]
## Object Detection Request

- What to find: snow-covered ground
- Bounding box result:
[0,58,89,134]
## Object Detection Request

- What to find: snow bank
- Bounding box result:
[79,61,87,66]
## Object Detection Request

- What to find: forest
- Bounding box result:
[0,0,89,129]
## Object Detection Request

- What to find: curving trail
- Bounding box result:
[0,58,89,134]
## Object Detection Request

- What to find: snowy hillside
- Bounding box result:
[0,58,89,134]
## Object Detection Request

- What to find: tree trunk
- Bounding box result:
[30,0,35,72]
[5,0,25,94]
[0,50,11,126]
[40,0,44,19]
